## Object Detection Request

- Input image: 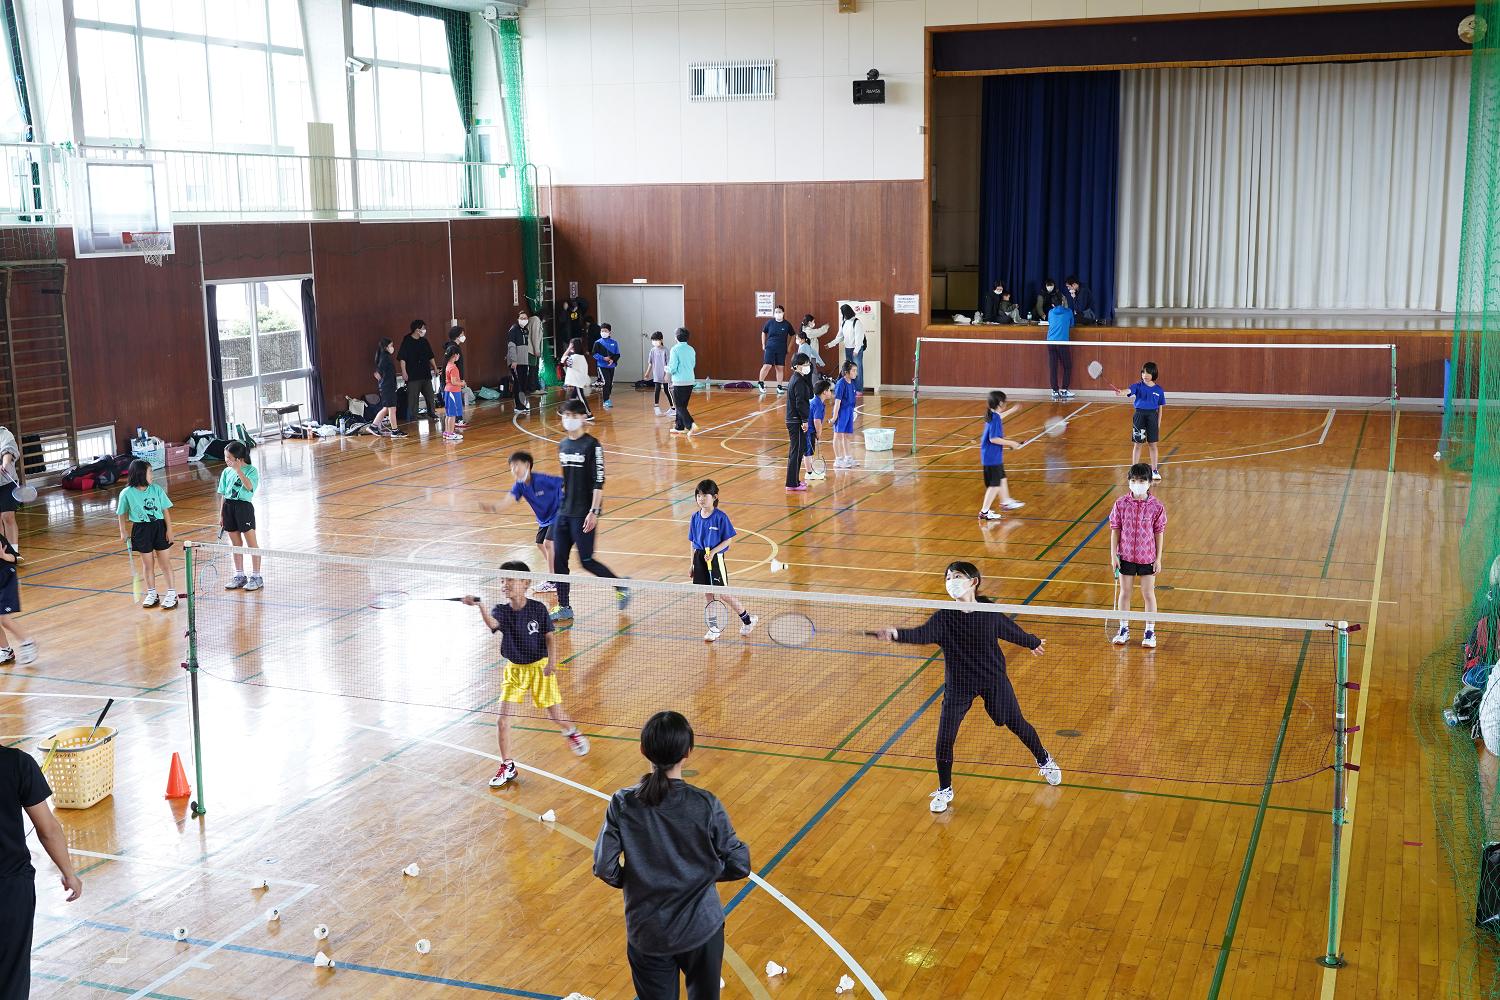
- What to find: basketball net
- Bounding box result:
[122,231,170,267]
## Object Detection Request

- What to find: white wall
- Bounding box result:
[519,0,1431,187]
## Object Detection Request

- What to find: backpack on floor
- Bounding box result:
[61,454,126,490]
[1479,843,1500,929]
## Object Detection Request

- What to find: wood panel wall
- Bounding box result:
[552,181,927,384]
[48,217,525,451]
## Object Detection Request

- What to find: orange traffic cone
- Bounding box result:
[165,752,191,799]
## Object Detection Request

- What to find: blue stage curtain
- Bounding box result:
[978,71,1120,322]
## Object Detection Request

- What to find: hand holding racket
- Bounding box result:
[1087,360,1120,392]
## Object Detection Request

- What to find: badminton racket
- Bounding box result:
[1106,564,1125,643]
[1086,360,1120,392]
[195,544,219,593]
[766,611,880,648]
[42,699,114,777]
[1,468,34,503]
[704,599,730,633]
[368,592,467,610]
[125,542,142,602]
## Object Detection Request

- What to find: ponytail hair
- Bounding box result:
[637,710,694,807]
[376,337,393,365]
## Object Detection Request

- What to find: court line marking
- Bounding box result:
[1319,410,1398,998]
[350,722,885,1000]
[62,850,315,889]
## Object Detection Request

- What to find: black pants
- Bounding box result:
[0,875,34,1000]
[785,423,805,487]
[407,375,437,420]
[655,382,670,405]
[673,385,693,431]
[627,925,724,1000]
[601,367,616,403]
[1047,343,1073,391]
[553,514,621,609]
[566,385,593,417]
[511,365,530,408]
[936,677,1048,771]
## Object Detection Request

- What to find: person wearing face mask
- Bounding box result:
[396,320,437,427]
[872,561,1061,814]
[549,399,630,623]
[1108,463,1167,649]
[446,326,470,430]
[1033,279,1058,323]
[759,306,793,394]
[835,304,866,394]
[507,310,534,414]
[783,353,814,493]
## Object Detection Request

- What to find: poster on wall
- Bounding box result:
[755,292,776,318]
[569,281,578,298]
[513,280,519,307]
[894,294,920,314]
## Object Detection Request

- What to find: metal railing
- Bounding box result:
[0,144,525,226]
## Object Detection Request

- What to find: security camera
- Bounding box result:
[866,69,880,81]
[346,56,370,74]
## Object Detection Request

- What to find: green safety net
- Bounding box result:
[1423,6,1500,995]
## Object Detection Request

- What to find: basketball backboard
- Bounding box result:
[70,159,174,258]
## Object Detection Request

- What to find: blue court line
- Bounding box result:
[33,918,559,998]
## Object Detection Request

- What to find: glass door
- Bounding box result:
[212,279,313,435]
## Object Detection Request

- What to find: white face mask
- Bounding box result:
[561,416,584,432]
[945,577,973,600]
[1129,482,1150,497]
[774,312,784,321]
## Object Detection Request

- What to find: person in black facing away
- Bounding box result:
[594,710,750,1000]
[983,281,1021,325]
[0,742,82,998]
[874,561,1062,814]
[549,398,630,623]
[371,338,405,437]
[396,320,437,425]
[1064,275,1098,325]
[783,353,813,492]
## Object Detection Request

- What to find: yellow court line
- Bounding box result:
[1319,410,1398,997]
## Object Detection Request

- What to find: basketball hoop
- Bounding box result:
[122,231,172,267]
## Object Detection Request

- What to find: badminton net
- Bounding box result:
[187,543,1339,786]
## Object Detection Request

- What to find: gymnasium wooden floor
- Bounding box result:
[6,383,1460,999]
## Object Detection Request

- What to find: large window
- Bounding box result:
[212,279,313,435]
[74,0,311,152]
[352,4,465,160]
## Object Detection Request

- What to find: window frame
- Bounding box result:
[351,4,463,162]
[74,0,307,154]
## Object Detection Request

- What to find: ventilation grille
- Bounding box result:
[689,60,775,102]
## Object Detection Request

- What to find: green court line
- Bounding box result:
[1033,487,1116,562]
[1321,410,1370,580]
[1161,405,1199,440]
[823,653,940,758]
[1206,629,1314,999]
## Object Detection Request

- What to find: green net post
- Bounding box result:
[910,338,922,456]
[183,542,206,818]
[1317,621,1351,969]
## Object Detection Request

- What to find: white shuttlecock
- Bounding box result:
[403,864,420,877]
[314,951,334,969]
[313,924,329,940]
[766,961,787,976]
[265,908,280,921]
[251,879,268,890]
[415,939,431,954]
[770,558,786,573]
[837,974,856,993]
[539,809,556,822]
[1435,451,1443,460]
[720,979,725,988]
[561,994,597,1000]
[172,926,187,942]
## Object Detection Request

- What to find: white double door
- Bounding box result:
[595,284,685,383]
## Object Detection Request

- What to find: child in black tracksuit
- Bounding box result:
[875,560,1061,813]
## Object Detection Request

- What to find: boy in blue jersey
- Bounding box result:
[831,360,860,468]
[803,379,832,482]
[1046,293,1075,400]
[979,390,1024,520]
[482,451,562,593]
[593,323,620,409]
[1116,362,1166,480]
[689,480,758,642]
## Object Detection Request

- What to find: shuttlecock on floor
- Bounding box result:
[539,809,556,822]
[720,979,725,988]
[836,974,856,993]
[314,951,334,969]
[415,939,431,954]
[766,961,787,976]
[265,908,280,921]
[1435,451,1443,460]
[770,558,786,573]
[403,864,420,877]
[172,926,188,942]
[561,994,596,1000]
[251,879,268,890]
[313,924,329,940]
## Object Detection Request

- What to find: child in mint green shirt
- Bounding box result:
[117,459,177,609]
[217,441,262,591]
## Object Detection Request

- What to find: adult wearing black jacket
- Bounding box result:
[1064,275,1098,325]
[784,354,813,492]
[983,282,1020,325]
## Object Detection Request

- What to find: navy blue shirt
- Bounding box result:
[688,507,737,553]
[762,319,793,350]
[1128,382,1166,410]
[593,336,620,369]
[509,472,563,527]
[980,411,1007,465]
[488,598,554,665]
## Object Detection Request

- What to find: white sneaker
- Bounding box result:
[739,615,759,637]
[0,647,13,664]
[532,581,557,593]
[978,510,1002,521]
[999,500,1025,510]
[654,406,662,416]
[1142,629,1157,648]
[1152,468,1162,481]
[1038,756,1062,786]
[665,408,676,416]
[142,591,160,609]
[929,787,954,813]
[566,731,590,756]
[1111,626,1130,645]
[489,760,518,787]
[17,640,35,666]
[704,627,722,643]
[160,591,179,610]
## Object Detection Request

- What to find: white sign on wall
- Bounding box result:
[512,279,519,306]
[893,294,920,314]
[569,281,578,298]
[755,291,776,318]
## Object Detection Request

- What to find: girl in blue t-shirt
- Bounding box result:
[979,390,1023,521]
[689,480,758,642]
[831,361,860,468]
